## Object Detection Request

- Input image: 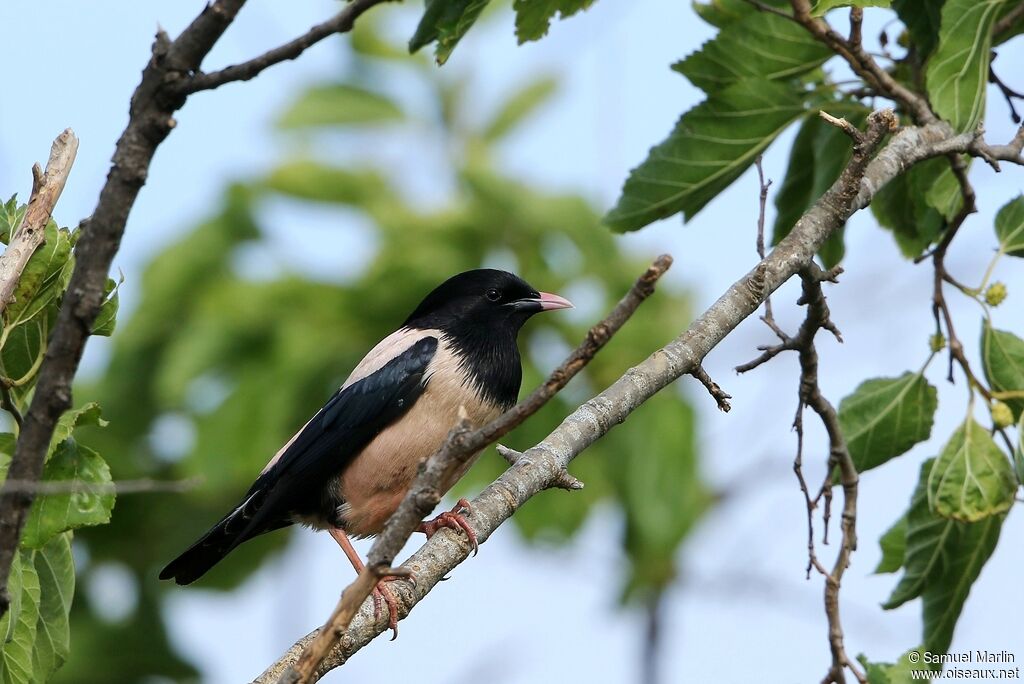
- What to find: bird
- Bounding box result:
[159,268,572,635]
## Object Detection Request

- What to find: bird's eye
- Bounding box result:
[485,288,501,302]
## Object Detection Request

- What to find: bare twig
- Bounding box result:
[752,156,785,341]
[689,365,732,412]
[496,444,583,490]
[274,256,673,684]
[257,111,906,684]
[0,129,79,315]
[179,0,395,94]
[0,477,201,495]
[790,0,936,124]
[742,258,864,684]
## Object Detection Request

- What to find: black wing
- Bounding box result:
[159,336,437,584]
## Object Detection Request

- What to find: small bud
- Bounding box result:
[991,400,1014,429]
[985,282,1007,307]
[929,333,946,353]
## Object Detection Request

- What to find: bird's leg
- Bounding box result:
[328,527,408,640]
[418,497,479,555]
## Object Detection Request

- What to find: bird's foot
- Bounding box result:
[371,571,414,641]
[418,498,478,555]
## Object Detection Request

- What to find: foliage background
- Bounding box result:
[0,1,1022,682]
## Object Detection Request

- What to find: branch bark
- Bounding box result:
[0,0,386,617]
[0,129,79,315]
[256,108,952,683]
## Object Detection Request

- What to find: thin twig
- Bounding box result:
[0,477,201,495]
[989,58,1023,125]
[790,0,935,124]
[689,365,732,412]
[276,256,674,684]
[179,0,395,94]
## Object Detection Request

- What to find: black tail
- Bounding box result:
[159,486,286,585]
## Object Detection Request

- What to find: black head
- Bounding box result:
[403,269,572,334]
[403,269,572,409]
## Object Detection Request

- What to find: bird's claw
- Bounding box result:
[419,498,479,556]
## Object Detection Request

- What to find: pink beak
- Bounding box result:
[537,292,574,311]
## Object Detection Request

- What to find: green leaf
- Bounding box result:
[692,0,789,28]
[0,197,26,246]
[811,0,890,17]
[870,158,952,258]
[409,0,490,64]
[922,513,1003,655]
[20,440,115,549]
[276,84,403,129]
[885,460,957,608]
[264,161,396,209]
[482,76,559,142]
[772,107,869,268]
[859,650,924,683]
[673,10,831,93]
[893,0,944,57]
[994,194,1024,257]
[513,0,595,43]
[981,321,1024,419]
[883,459,1006,657]
[49,402,107,456]
[926,0,1008,132]
[837,372,938,473]
[927,418,1016,522]
[90,277,120,337]
[31,534,73,679]
[0,550,40,684]
[0,318,47,390]
[604,80,807,232]
[875,514,907,573]
[4,220,72,327]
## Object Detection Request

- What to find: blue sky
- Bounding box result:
[2,1,1023,682]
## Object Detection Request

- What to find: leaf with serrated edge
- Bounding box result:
[514,0,595,43]
[673,10,830,93]
[20,441,115,549]
[838,372,937,473]
[981,322,1024,419]
[48,402,107,457]
[926,0,1008,132]
[927,418,1016,522]
[604,79,807,232]
[995,194,1024,257]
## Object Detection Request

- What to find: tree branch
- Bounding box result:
[789,0,936,124]
[0,129,79,315]
[272,255,674,684]
[0,0,386,618]
[255,110,917,683]
[178,0,395,94]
